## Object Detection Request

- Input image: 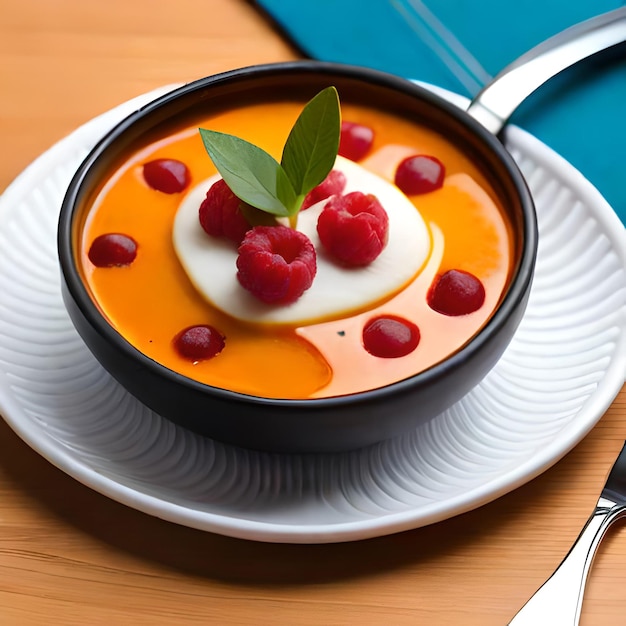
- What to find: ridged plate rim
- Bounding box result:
[0,85,624,543]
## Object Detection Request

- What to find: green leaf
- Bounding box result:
[281,86,341,197]
[198,87,341,225]
[275,166,299,216]
[199,129,296,216]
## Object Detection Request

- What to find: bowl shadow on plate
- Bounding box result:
[0,414,555,585]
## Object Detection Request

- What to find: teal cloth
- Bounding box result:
[256,0,626,225]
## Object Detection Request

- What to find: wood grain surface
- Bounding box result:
[1,1,625,624]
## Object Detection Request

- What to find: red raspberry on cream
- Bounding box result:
[316,191,389,266]
[301,169,347,210]
[199,178,251,244]
[236,226,317,304]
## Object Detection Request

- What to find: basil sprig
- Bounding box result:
[199,86,340,226]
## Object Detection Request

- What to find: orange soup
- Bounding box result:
[79,97,513,399]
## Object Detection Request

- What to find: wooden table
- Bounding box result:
[1,1,624,624]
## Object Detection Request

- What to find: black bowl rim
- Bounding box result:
[58,60,538,411]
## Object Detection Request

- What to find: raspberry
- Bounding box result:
[143,158,191,194]
[339,121,374,161]
[199,178,251,244]
[316,192,389,266]
[88,233,137,267]
[427,269,485,316]
[173,325,225,361]
[301,169,347,210]
[362,315,421,358]
[236,226,317,304]
[394,155,445,195]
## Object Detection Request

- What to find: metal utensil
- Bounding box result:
[508,441,626,625]
[466,6,626,134]
[393,3,626,135]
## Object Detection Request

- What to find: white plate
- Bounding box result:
[0,86,625,544]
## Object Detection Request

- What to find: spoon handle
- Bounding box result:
[467,7,626,134]
[508,497,626,626]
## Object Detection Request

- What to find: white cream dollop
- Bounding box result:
[172,155,431,325]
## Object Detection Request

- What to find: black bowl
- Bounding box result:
[58,61,537,453]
